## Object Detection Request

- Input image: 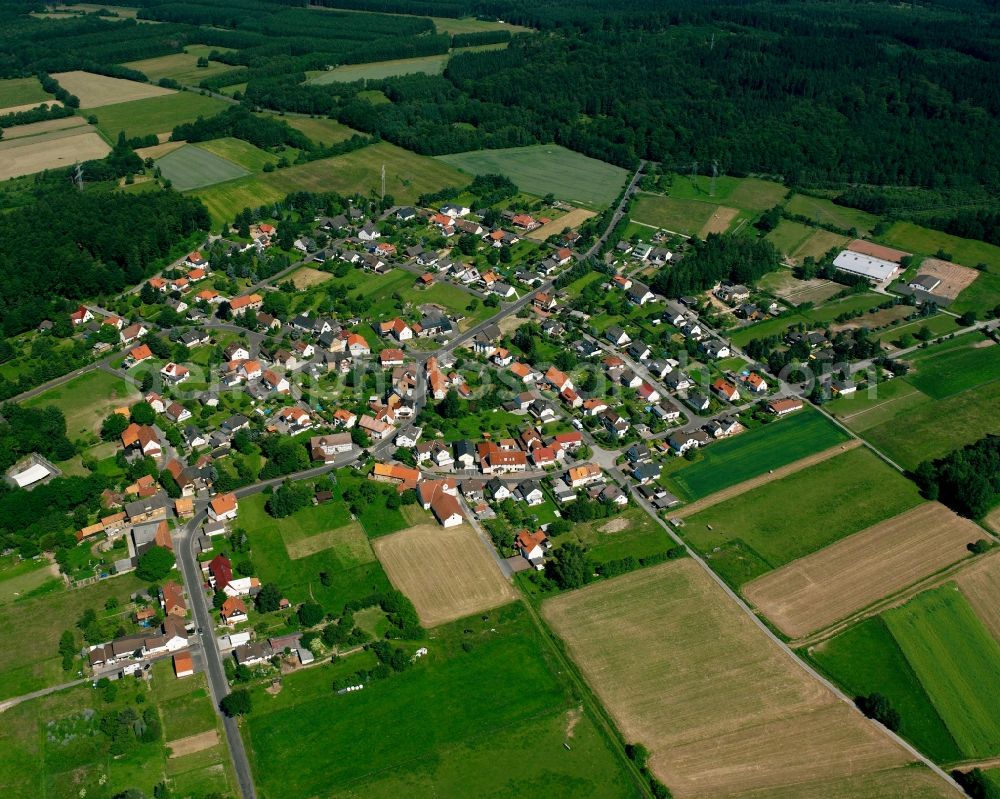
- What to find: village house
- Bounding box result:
[370,462,420,491]
[310,433,353,463]
[566,462,603,488]
[712,378,740,402]
[229,293,263,316]
[220,596,248,626]
[517,529,550,569]
[208,492,238,523]
[768,397,804,416]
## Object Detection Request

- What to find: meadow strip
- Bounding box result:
[672,439,860,518]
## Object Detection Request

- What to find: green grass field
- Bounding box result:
[156,143,249,190]
[237,491,388,611]
[785,193,879,234]
[682,447,923,587]
[436,144,628,208]
[308,54,449,84]
[0,658,236,799]
[277,115,359,146]
[863,379,1000,470]
[243,604,639,799]
[90,92,231,139]
[882,221,1000,273]
[825,378,933,433]
[123,45,238,85]
[553,506,669,567]
[885,584,1000,759]
[765,218,814,255]
[904,334,1000,400]
[193,141,465,223]
[666,173,786,212]
[951,269,1000,316]
[193,136,281,171]
[667,409,851,501]
[729,313,806,347]
[24,370,139,441]
[630,193,718,236]
[807,617,963,763]
[0,76,52,109]
[0,574,143,701]
[0,555,60,605]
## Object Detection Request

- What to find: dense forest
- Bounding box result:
[234,0,1000,194]
[0,186,209,335]
[3,0,997,194]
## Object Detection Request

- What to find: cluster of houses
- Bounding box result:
[88,579,190,677]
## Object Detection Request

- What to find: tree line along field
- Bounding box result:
[192,141,466,224]
[810,580,1000,764]
[680,446,924,588]
[542,560,953,799]
[242,604,640,799]
[827,332,1000,470]
[0,658,237,799]
[435,144,629,209]
[664,408,850,501]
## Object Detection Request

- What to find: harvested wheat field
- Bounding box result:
[0,115,86,140]
[915,258,980,300]
[743,503,978,638]
[699,205,739,237]
[52,71,174,108]
[542,560,955,799]
[955,552,1000,645]
[135,139,186,160]
[0,128,110,179]
[288,266,333,289]
[524,206,596,241]
[373,523,517,626]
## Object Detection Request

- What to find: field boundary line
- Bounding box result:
[793,547,1000,649]
[672,439,861,518]
[522,598,655,798]
[630,488,966,796]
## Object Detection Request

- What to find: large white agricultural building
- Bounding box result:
[832,250,900,284]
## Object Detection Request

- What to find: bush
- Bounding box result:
[297,602,324,627]
[855,692,900,731]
